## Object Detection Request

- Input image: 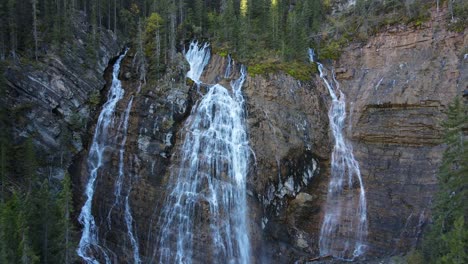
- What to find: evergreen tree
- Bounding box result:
[422,97,468,263]
[7,0,18,58]
[31,0,38,61]
[54,173,75,264]
[0,192,22,262]
[145,12,165,75]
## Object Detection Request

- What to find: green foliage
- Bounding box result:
[318,37,349,60]
[55,173,76,264]
[161,117,174,130]
[119,6,139,39]
[88,90,101,108]
[449,0,468,32]
[248,60,316,81]
[69,112,85,131]
[440,216,468,263]
[144,12,165,75]
[406,249,424,264]
[0,132,76,263]
[422,97,468,263]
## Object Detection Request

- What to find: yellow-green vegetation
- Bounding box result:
[318,37,349,61]
[211,45,230,58]
[162,117,175,130]
[186,78,194,87]
[248,59,317,81]
[88,90,101,107]
[144,13,165,75]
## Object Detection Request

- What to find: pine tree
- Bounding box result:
[0,63,10,201]
[55,173,76,264]
[423,97,468,262]
[168,0,177,64]
[7,0,17,58]
[0,192,21,262]
[31,0,38,61]
[145,12,164,75]
[0,1,7,59]
[440,216,468,263]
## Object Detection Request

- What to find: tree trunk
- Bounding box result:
[114,0,117,37]
[64,201,70,264]
[169,0,176,63]
[32,0,38,61]
[98,0,101,29]
[108,0,110,29]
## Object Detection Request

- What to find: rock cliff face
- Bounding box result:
[331,8,467,256]
[72,7,466,262]
[5,6,467,264]
[4,12,121,180]
[75,50,331,262]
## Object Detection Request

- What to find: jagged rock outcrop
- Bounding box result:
[3,12,121,180]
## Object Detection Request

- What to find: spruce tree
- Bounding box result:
[54,173,76,264]
[423,97,468,262]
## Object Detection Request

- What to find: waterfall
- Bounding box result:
[117,97,142,264]
[185,41,211,84]
[157,42,251,264]
[224,54,232,78]
[309,49,368,260]
[77,49,128,264]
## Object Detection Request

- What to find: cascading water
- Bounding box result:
[116,96,142,264]
[157,42,251,264]
[309,49,368,260]
[185,41,211,84]
[77,49,129,264]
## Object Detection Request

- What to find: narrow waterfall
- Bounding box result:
[309,49,368,260]
[77,49,129,264]
[157,42,251,264]
[118,97,142,264]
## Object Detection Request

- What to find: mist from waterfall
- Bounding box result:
[309,48,368,260]
[157,42,251,264]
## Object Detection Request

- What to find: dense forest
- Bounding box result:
[0,0,467,263]
[2,0,466,69]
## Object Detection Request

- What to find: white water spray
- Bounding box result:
[77,49,129,264]
[309,49,368,260]
[185,41,211,84]
[157,42,251,264]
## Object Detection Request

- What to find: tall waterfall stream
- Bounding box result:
[309,49,368,260]
[77,49,140,264]
[157,42,251,264]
